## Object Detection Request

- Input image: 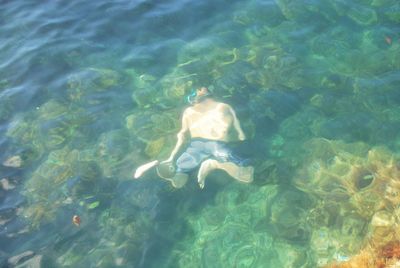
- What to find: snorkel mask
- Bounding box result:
[186,88,212,105]
[186,89,197,105]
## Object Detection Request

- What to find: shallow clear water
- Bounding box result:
[1,0,400,267]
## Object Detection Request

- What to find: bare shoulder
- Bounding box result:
[182,106,196,122]
[182,106,194,117]
[215,101,231,108]
[216,102,234,112]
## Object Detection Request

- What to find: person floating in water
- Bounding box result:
[134,87,254,188]
[159,87,254,189]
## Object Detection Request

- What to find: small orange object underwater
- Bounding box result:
[72,215,81,226]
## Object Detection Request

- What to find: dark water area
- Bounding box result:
[1,0,400,267]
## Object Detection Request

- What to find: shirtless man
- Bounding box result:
[163,87,254,189]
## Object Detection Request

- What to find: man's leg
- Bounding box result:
[168,141,208,188]
[197,159,218,189]
[197,159,254,189]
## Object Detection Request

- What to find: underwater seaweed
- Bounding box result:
[294,139,400,265]
[381,241,400,260]
[325,241,400,268]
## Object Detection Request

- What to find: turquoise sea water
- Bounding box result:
[1,0,400,267]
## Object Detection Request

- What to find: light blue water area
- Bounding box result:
[1,0,400,267]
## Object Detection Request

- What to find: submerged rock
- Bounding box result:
[274,241,308,268]
[178,36,225,66]
[0,96,12,123]
[95,129,139,177]
[38,119,72,149]
[347,4,378,25]
[68,68,123,92]
[275,0,314,21]
[21,147,79,227]
[384,3,400,23]
[36,100,68,121]
[294,139,400,262]
[128,69,158,108]
[144,137,165,158]
[0,178,15,191]
[268,190,311,242]
[159,70,196,102]
[233,1,285,27]
[67,68,126,104]
[126,109,180,143]
[249,89,302,125]
[176,36,240,79]
[8,251,35,266]
[2,155,22,168]
[6,116,37,146]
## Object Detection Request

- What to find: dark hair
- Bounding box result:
[186,87,213,105]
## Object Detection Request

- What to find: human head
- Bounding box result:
[196,87,209,96]
[186,87,212,105]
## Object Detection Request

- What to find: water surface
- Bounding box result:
[1,0,400,267]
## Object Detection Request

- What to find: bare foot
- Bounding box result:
[197,159,218,189]
[199,180,205,189]
[237,166,254,183]
[133,160,159,179]
[207,161,254,184]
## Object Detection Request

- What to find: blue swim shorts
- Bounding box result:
[176,138,250,173]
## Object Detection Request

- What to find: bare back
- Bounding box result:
[183,99,234,141]
[166,95,246,164]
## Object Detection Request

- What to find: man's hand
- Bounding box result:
[161,158,173,165]
[133,160,159,179]
[229,105,246,142]
[166,110,189,165]
[238,132,246,141]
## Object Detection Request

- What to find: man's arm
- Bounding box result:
[165,109,190,162]
[229,106,246,141]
